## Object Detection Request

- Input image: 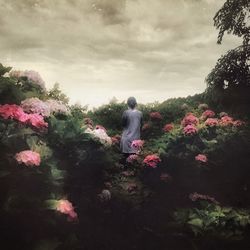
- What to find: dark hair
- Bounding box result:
[127,97,137,109]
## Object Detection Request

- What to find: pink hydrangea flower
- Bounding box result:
[195,154,207,163]
[143,154,161,168]
[189,192,218,204]
[15,150,41,167]
[0,104,26,120]
[21,98,50,117]
[126,154,139,163]
[183,124,198,135]
[28,113,48,129]
[56,199,78,221]
[45,99,69,115]
[205,118,219,127]
[163,123,174,132]
[131,140,144,150]
[219,115,234,126]
[10,70,46,91]
[233,120,245,127]
[181,113,199,127]
[150,112,163,120]
[95,125,107,132]
[201,110,215,119]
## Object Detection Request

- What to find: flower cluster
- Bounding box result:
[181,113,199,127]
[143,154,161,168]
[219,115,234,126]
[189,192,218,204]
[85,126,112,146]
[205,118,219,127]
[21,98,50,117]
[195,154,207,163]
[126,154,139,163]
[163,123,174,133]
[98,189,111,202]
[21,98,69,117]
[45,99,69,115]
[0,104,48,129]
[131,140,144,150]
[15,150,41,167]
[56,199,78,221]
[201,109,215,119]
[95,125,107,132]
[183,124,198,136]
[10,70,46,91]
[233,120,245,127]
[150,112,163,120]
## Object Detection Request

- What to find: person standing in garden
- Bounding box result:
[120,97,142,166]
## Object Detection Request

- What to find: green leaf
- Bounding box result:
[188,218,203,228]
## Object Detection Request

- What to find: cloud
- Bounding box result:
[0,0,242,107]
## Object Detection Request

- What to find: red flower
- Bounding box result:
[150,112,163,120]
[0,104,28,122]
[143,154,161,168]
[163,123,174,132]
[183,124,198,135]
[201,110,215,119]
[195,154,207,163]
[205,118,219,127]
[181,113,199,127]
[219,115,234,126]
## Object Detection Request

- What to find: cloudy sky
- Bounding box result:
[0,0,241,107]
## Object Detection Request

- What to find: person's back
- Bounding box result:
[120,97,142,154]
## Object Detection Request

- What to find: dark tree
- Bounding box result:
[206,45,250,108]
[214,0,250,45]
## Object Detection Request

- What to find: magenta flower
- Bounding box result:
[143,154,161,168]
[181,113,199,127]
[126,154,139,163]
[205,118,219,127]
[15,150,41,167]
[28,113,48,129]
[131,140,144,150]
[163,123,174,132]
[201,110,215,119]
[195,154,207,163]
[183,124,198,135]
[233,120,245,127]
[219,115,234,126]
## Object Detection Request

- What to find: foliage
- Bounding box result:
[174,201,250,239]
[214,0,250,45]
[46,83,69,104]
[206,45,250,110]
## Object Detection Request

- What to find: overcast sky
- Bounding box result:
[0,0,241,107]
